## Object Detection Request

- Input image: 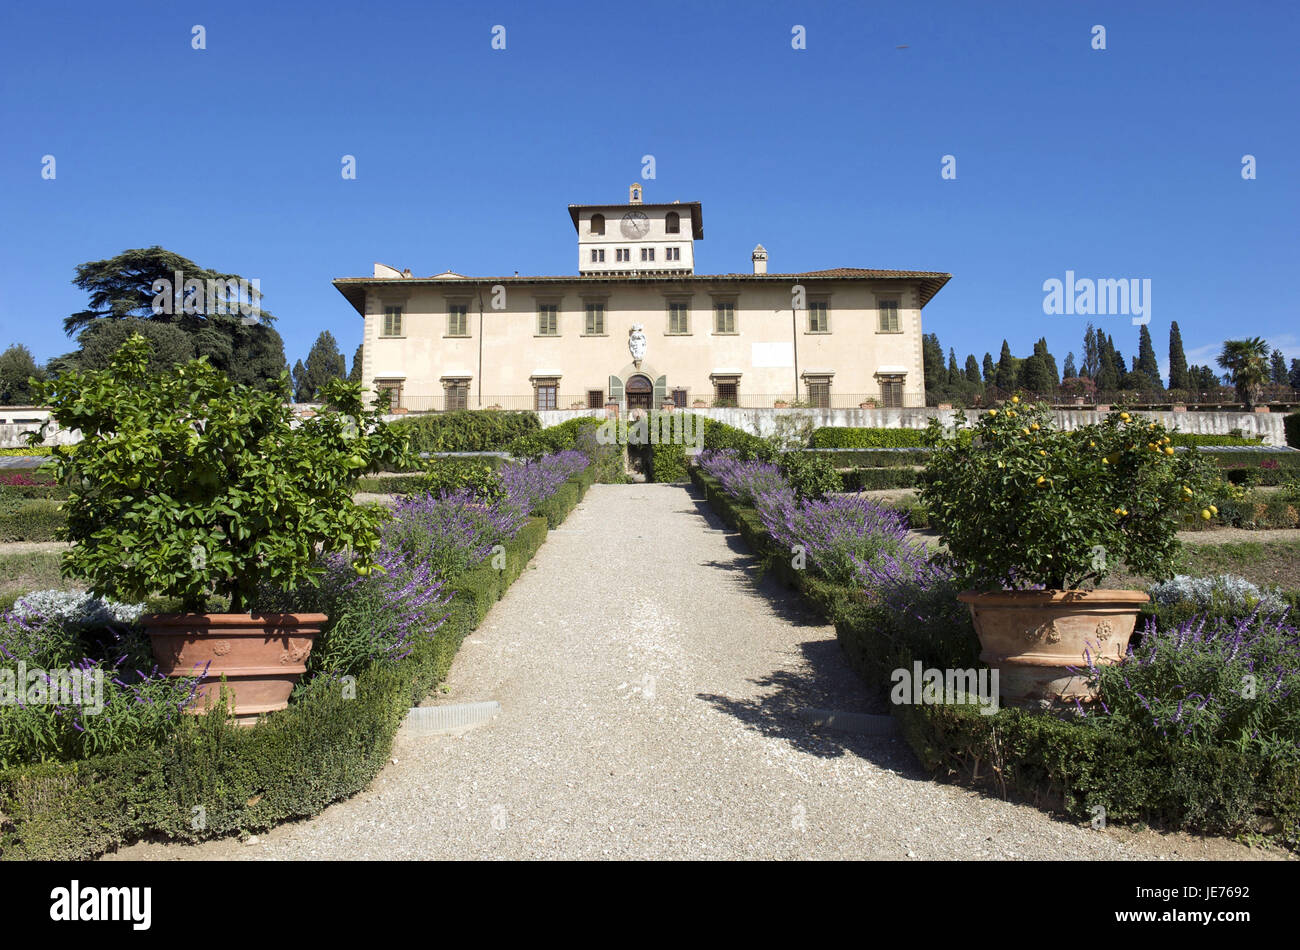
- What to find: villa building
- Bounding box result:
[332,185,949,412]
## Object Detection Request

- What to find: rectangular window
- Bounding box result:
[587,389,604,409]
[641,247,655,262]
[881,378,903,408]
[714,302,736,334]
[444,381,469,411]
[447,304,468,336]
[585,303,605,335]
[616,248,630,262]
[671,388,687,408]
[537,304,558,336]
[878,299,900,333]
[666,247,681,261]
[714,380,739,407]
[375,379,403,410]
[668,302,689,334]
[535,383,558,411]
[806,378,831,409]
[382,306,403,337]
[591,248,605,263]
[808,301,829,333]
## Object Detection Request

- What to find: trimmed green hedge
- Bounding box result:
[0,503,567,860]
[1168,433,1265,446]
[0,448,53,457]
[839,467,920,491]
[0,500,64,542]
[688,465,1300,846]
[648,443,690,483]
[391,410,540,454]
[1200,450,1300,470]
[810,427,928,449]
[1286,413,1300,450]
[803,448,932,468]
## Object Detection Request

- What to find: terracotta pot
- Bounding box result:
[144,613,325,725]
[957,589,1148,706]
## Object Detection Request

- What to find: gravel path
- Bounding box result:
[106,483,1283,861]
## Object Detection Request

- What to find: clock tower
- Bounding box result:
[569,186,703,276]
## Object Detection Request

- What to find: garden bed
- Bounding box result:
[0,467,597,860]
[689,463,1300,849]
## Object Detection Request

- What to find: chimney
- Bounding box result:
[751,244,768,275]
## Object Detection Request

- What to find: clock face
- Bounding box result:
[620,211,650,239]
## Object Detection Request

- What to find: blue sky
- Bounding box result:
[1,0,1297,380]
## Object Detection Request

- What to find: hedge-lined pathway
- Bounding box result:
[109,484,1277,860]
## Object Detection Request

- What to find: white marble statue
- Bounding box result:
[628,324,647,363]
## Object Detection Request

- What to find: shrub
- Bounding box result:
[394,410,539,454]
[0,500,64,542]
[1168,433,1265,447]
[779,451,842,500]
[810,427,928,449]
[415,458,505,503]
[10,591,144,632]
[500,450,590,514]
[759,491,916,586]
[920,403,1220,589]
[28,335,410,611]
[1286,413,1300,450]
[839,467,919,491]
[701,418,770,459]
[380,489,524,581]
[697,450,787,507]
[1089,612,1300,762]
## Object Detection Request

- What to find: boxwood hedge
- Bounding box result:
[810,427,928,449]
[0,500,65,542]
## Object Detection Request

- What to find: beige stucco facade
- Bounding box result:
[333,190,949,411]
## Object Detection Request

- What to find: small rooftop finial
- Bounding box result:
[629,183,643,204]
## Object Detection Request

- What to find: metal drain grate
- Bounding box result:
[797,707,899,736]
[404,700,500,734]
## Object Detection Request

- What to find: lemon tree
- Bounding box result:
[29,334,410,611]
[919,398,1219,590]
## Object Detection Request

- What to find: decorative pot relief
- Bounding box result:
[279,641,311,664]
[1025,618,1062,644]
[1094,620,1114,643]
[212,640,233,657]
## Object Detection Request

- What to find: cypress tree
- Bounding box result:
[349,344,363,383]
[947,348,959,384]
[1168,321,1188,390]
[1062,352,1077,380]
[1082,324,1100,379]
[964,354,982,384]
[1137,325,1160,386]
[982,352,995,385]
[1270,350,1288,385]
[995,340,1017,391]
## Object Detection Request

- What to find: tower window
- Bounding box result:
[590,248,605,263]
[616,248,630,262]
[590,213,605,235]
[641,247,655,262]
[665,211,680,234]
[666,247,681,261]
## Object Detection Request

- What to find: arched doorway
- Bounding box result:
[625,374,654,410]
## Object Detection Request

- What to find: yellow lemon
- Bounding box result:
[1201,509,1212,521]
[989,409,998,416]
[1036,475,1046,485]
[1039,450,1047,456]
[1164,446,1174,456]
[1089,440,1096,447]
[1102,458,1109,464]
[1120,412,1130,422]
[1031,423,1040,430]
[1012,395,1020,404]
[1210,505,1218,515]
[1021,428,1030,436]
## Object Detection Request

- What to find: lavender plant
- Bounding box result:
[698,450,790,507]
[382,488,525,579]
[761,491,916,586]
[1086,611,1300,761]
[501,449,589,516]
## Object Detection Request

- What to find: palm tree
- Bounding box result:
[1216,338,1271,408]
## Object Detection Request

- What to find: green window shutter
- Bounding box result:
[608,375,624,405]
[653,375,667,406]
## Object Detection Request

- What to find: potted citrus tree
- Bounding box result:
[30,334,410,723]
[919,398,1218,705]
